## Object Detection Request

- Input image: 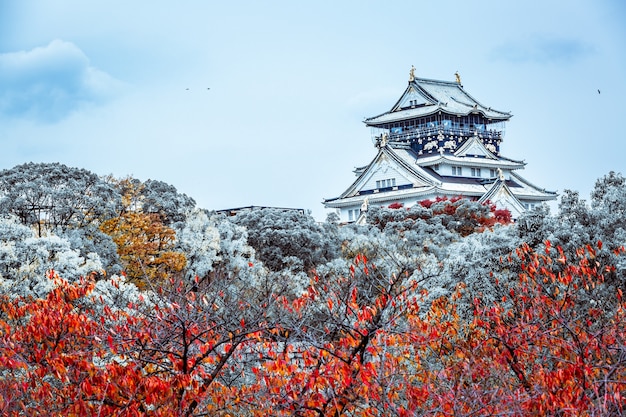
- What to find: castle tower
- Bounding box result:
[324,69,556,222]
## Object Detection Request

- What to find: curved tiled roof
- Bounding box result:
[365,77,511,126]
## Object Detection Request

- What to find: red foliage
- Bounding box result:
[1,243,624,416]
[419,199,433,208]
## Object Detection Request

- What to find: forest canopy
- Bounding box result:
[0,162,624,416]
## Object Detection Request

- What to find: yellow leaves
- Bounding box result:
[99,178,189,288]
[101,211,186,288]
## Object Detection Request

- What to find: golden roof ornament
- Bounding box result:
[455,71,462,85]
[409,65,416,82]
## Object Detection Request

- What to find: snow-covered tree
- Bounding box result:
[0,163,122,274]
[111,177,196,226]
[0,216,103,298]
[139,179,196,225]
[174,209,221,283]
[0,162,121,236]
[232,208,340,274]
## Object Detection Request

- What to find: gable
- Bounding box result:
[360,159,414,190]
[454,135,497,159]
[393,86,432,110]
[341,150,434,198]
[480,181,526,218]
[489,192,524,218]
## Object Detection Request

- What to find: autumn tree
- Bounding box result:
[100,178,186,288]
[516,171,626,314]
[0,274,119,416]
[463,242,626,415]
[1,242,625,416]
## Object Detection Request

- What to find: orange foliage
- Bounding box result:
[0,244,624,416]
[100,178,185,288]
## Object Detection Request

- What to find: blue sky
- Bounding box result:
[0,1,624,220]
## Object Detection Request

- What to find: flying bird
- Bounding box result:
[598,89,601,94]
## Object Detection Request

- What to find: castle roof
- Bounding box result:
[364,76,511,127]
[323,145,556,209]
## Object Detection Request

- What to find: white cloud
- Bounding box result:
[490,35,594,65]
[0,39,124,123]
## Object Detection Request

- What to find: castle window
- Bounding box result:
[376,178,396,189]
[490,169,497,177]
[452,166,462,176]
[471,168,481,177]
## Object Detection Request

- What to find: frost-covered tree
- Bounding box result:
[173,209,221,283]
[139,179,196,225]
[232,208,340,274]
[439,224,523,318]
[0,162,121,236]
[211,216,297,298]
[0,216,103,298]
[0,163,122,274]
[111,177,195,226]
[55,225,122,276]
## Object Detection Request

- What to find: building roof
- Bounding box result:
[324,145,556,209]
[326,146,439,202]
[478,178,527,218]
[215,205,306,216]
[393,146,525,171]
[364,76,511,127]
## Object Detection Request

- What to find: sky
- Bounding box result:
[0,1,625,220]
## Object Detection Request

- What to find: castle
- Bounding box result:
[324,68,556,222]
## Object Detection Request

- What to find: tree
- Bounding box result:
[111,177,196,226]
[369,196,512,236]
[1,242,625,416]
[100,179,186,288]
[0,274,119,416]
[138,179,196,226]
[0,163,122,274]
[173,209,222,283]
[465,242,626,415]
[0,215,103,298]
[0,162,121,237]
[100,211,186,288]
[232,208,340,274]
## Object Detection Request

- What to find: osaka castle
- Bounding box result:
[324,68,556,222]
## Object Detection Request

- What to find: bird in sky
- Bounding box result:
[598,89,601,94]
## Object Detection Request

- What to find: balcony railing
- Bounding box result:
[373,125,504,145]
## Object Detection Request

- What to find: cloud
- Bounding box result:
[0,39,124,123]
[490,35,594,65]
